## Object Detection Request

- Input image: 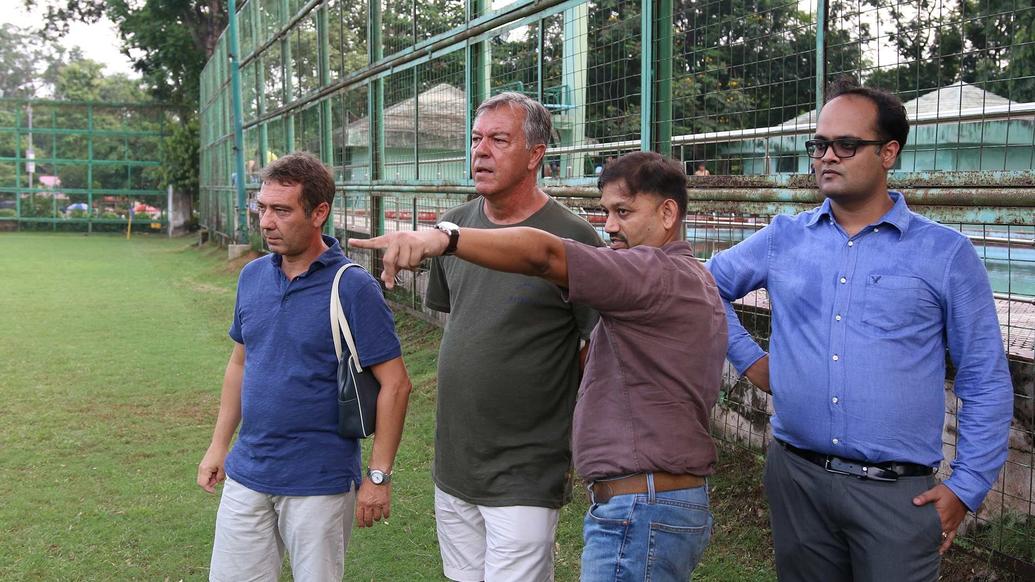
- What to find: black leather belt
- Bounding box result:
[777,439,935,482]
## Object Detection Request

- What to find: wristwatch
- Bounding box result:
[435,221,460,255]
[367,468,392,485]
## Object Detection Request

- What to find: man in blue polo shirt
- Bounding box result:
[196,152,412,581]
[708,82,1013,580]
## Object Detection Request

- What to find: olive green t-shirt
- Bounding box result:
[426,197,602,507]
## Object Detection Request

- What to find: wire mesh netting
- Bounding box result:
[200,0,1035,570]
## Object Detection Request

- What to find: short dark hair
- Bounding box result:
[260,152,335,226]
[826,77,910,151]
[598,151,688,218]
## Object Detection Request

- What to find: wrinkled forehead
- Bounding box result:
[473,103,525,132]
[257,180,303,203]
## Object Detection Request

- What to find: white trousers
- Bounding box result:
[209,477,357,582]
[434,486,560,582]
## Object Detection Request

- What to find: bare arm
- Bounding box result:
[355,356,412,528]
[744,354,770,393]
[197,342,245,493]
[349,227,569,288]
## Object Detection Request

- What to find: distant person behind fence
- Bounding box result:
[707,80,1013,581]
[196,152,412,581]
[351,151,728,581]
[693,162,710,176]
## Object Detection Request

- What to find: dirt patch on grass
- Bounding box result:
[222,250,262,275]
[72,393,218,428]
[183,279,231,295]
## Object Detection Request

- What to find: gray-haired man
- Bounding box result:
[423,93,601,581]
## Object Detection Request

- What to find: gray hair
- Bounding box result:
[475,92,552,151]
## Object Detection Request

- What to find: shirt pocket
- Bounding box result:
[861,274,925,333]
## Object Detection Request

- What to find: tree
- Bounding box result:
[29,0,227,110]
[27,1,228,210]
[861,0,1035,103]
[0,23,67,98]
[162,115,199,200]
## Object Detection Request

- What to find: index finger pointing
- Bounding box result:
[348,236,386,249]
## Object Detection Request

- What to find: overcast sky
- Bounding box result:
[2,3,138,78]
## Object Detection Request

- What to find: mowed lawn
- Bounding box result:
[0,232,776,581]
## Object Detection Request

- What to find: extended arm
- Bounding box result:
[355,356,412,528]
[349,227,569,288]
[197,342,245,493]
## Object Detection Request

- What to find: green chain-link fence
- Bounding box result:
[0,99,175,233]
[201,0,1035,574]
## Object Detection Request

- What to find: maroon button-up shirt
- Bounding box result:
[564,240,728,481]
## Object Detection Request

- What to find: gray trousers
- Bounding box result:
[764,442,942,582]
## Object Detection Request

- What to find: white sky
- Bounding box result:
[2,3,139,78]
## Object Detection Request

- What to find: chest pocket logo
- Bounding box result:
[861,274,925,333]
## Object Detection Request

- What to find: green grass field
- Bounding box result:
[0,232,780,580]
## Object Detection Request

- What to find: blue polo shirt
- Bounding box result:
[225,236,402,496]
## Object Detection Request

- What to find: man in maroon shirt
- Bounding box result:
[351,151,727,581]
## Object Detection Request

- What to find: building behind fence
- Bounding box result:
[199,0,1035,574]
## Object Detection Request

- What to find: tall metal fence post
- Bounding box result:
[228,0,250,244]
[640,0,655,152]
[318,0,335,235]
[655,0,673,156]
[369,0,385,272]
[815,0,827,114]
[282,0,296,150]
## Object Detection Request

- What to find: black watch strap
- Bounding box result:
[436,222,460,255]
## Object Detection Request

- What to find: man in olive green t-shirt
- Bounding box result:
[424,93,600,581]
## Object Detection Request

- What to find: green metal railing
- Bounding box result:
[0,100,174,233]
[201,0,1035,573]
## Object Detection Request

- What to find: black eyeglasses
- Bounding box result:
[805,138,889,159]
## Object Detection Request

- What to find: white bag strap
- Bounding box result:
[331,263,364,372]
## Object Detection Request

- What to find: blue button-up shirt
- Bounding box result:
[707,192,1013,510]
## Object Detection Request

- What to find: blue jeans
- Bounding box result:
[581,476,712,582]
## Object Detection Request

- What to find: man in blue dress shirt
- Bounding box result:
[707,81,1013,581]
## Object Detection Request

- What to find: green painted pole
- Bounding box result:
[656,0,673,156]
[369,0,385,258]
[228,0,250,244]
[254,4,269,168]
[52,108,57,230]
[87,104,94,234]
[816,0,827,115]
[14,105,21,227]
[282,0,295,151]
[640,0,654,152]
[318,1,335,234]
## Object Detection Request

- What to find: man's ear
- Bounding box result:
[880,140,901,170]
[660,198,680,230]
[311,201,330,227]
[527,143,546,172]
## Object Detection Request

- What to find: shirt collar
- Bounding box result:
[269,235,344,270]
[805,191,912,238]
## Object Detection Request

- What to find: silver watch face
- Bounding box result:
[369,469,386,485]
[436,221,460,233]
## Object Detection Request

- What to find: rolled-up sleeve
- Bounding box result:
[706,227,770,374]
